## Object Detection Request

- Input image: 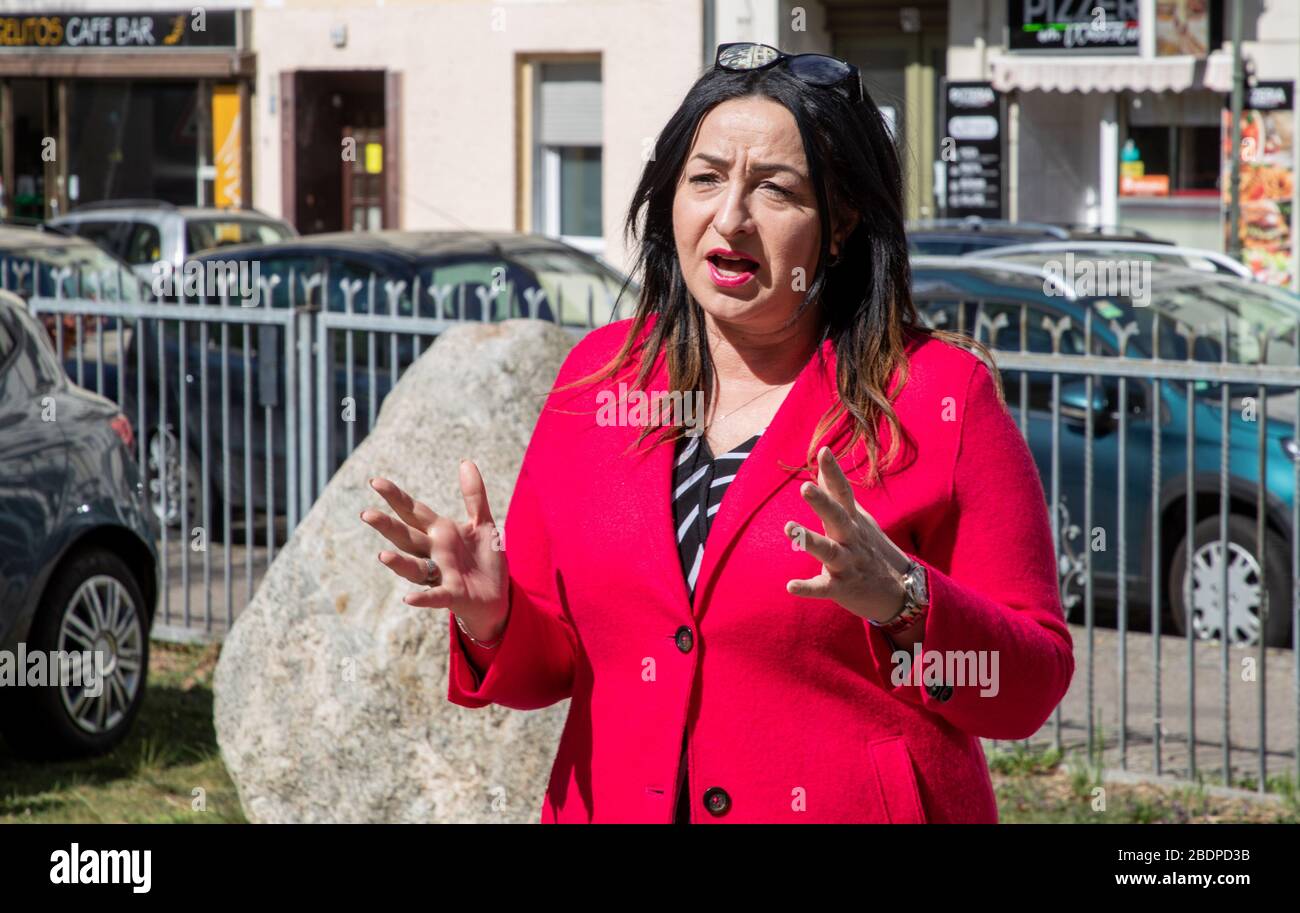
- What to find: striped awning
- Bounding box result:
[989,49,1236,94]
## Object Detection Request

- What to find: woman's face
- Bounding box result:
[673,95,838,335]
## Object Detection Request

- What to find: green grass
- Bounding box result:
[990,743,1300,824]
[0,641,246,824]
[3,642,1296,824]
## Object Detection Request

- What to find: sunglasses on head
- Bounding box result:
[714,42,864,104]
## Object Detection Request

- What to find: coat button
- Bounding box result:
[703,786,730,816]
[927,683,953,702]
[675,625,694,653]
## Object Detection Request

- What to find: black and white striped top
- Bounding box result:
[670,429,762,823]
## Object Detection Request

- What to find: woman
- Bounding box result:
[361,43,1074,823]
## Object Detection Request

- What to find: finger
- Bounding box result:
[459,460,496,528]
[816,446,859,516]
[369,476,440,531]
[784,521,848,571]
[377,550,439,586]
[786,573,837,600]
[799,480,855,543]
[361,509,430,557]
[402,586,456,608]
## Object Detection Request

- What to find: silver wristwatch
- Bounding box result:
[870,558,929,635]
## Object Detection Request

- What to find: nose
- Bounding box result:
[710,179,755,240]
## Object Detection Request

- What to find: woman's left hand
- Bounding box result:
[784,446,912,624]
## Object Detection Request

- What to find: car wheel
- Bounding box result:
[0,548,149,759]
[1169,514,1291,648]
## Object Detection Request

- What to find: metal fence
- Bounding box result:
[13,258,1300,796]
[917,294,1300,796]
[19,263,605,644]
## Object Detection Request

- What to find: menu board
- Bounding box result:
[1007,0,1141,53]
[942,82,1005,219]
[1222,82,1297,288]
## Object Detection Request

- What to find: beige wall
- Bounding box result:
[251,0,704,272]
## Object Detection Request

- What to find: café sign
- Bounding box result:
[0,10,238,50]
[1008,0,1141,53]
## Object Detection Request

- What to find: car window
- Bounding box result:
[507,248,627,326]
[70,220,124,257]
[419,256,540,322]
[0,243,141,302]
[186,219,293,255]
[123,222,162,266]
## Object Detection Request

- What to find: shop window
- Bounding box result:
[1121,92,1222,196]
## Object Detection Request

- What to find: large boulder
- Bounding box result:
[214,319,577,822]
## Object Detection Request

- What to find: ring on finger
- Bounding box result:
[423,557,441,587]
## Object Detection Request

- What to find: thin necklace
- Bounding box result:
[710,379,795,425]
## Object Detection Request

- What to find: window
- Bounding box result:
[1121,91,1222,195]
[186,219,293,256]
[71,221,125,259]
[123,222,162,266]
[533,61,603,254]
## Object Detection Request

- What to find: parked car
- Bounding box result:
[0,224,143,402]
[124,229,638,533]
[967,240,1256,281]
[0,289,158,759]
[911,255,1300,647]
[908,217,1170,257]
[50,200,296,286]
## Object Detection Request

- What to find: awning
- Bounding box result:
[989,49,1237,94]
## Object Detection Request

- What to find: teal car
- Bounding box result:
[911,256,1300,648]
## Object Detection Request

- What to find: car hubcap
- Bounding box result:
[1185,540,1263,646]
[146,426,182,526]
[57,575,144,735]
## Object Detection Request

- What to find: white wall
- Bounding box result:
[251,0,703,272]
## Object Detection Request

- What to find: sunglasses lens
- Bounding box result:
[788,55,850,86]
[718,43,781,70]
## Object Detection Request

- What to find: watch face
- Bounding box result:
[908,565,929,605]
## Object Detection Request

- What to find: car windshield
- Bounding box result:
[187,219,293,255]
[0,243,141,301]
[1142,281,1300,366]
[508,248,631,326]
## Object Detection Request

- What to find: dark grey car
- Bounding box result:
[0,289,159,759]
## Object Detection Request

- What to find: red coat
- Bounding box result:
[446,316,1074,823]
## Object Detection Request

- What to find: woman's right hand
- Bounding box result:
[361,460,509,642]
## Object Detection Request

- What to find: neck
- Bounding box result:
[702,306,822,389]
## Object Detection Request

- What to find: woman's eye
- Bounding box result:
[690,173,718,186]
[761,182,793,197]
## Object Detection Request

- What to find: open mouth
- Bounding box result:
[707,252,760,274]
[706,250,760,285]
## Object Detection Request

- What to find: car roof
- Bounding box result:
[912,255,1300,318]
[54,203,289,223]
[190,230,598,266]
[0,224,100,252]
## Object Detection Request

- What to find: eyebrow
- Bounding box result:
[688,152,806,180]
